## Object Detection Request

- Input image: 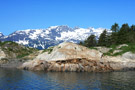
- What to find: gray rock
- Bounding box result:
[0,49,6,59]
[122,52,135,60]
[96,47,111,53]
[117,44,128,49]
[113,50,123,54]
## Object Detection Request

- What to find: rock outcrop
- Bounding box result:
[0,48,6,59]
[0,41,39,67]
[19,42,135,72]
[35,42,102,61]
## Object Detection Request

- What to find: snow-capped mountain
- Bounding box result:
[0,25,109,49]
[0,32,4,38]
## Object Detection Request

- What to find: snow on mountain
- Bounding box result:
[0,25,109,49]
[0,32,4,38]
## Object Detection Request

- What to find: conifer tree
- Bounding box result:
[111,23,119,32]
[130,25,135,31]
[117,23,130,44]
[98,29,107,46]
[84,34,97,47]
[79,41,83,45]
[126,25,135,43]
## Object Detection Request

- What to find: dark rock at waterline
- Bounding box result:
[20,59,135,72]
[19,59,114,72]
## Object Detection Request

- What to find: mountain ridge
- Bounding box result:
[0,25,110,49]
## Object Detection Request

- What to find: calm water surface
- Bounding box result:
[0,68,135,90]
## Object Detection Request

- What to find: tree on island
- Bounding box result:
[84,34,97,47]
[98,29,107,46]
[130,25,135,31]
[109,23,119,45]
[117,23,130,44]
[111,23,119,32]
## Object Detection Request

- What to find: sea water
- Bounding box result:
[0,68,135,90]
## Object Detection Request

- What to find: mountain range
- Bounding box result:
[0,25,109,49]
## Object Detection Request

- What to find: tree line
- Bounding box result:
[80,23,135,47]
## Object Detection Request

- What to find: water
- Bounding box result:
[0,68,135,90]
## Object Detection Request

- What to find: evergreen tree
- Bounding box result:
[84,34,97,47]
[106,34,112,47]
[98,29,107,46]
[130,25,135,31]
[126,31,135,43]
[79,41,83,45]
[117,23,130,44]
[127,25,135,43]
[111,32,118,45]
[111,23,119,32]
[110,23,119,45]
[120,23,130,32]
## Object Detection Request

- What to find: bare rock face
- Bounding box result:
[0,48,7,64]
[101,54,135,71]
[0,48,6,59]
[35,42,102,62]
[20,42,106,71]
[122,52,135,60]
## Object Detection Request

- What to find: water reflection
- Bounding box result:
[0,68,135,90]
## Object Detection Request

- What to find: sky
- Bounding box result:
[0,0,135,35]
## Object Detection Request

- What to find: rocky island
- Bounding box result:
[0,41,135,72]
[18,42,135,72]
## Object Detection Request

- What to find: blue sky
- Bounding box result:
[0,0,135,35]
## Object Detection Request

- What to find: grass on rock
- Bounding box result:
[103,43,135,56]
